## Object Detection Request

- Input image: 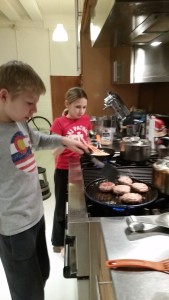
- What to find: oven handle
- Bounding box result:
[63,235,77,279]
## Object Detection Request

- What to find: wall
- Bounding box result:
[81,29,140,116]
[81,31,112,116]
[0,14,78,123]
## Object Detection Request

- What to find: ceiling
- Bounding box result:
[0,0,84,28]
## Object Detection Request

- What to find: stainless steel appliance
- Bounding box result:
[103,92,145,138]
[64,151,169,299]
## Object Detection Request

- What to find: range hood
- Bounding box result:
[90,0,169,47]
[90,0,169,83]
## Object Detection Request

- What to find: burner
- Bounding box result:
[110,153,159,167]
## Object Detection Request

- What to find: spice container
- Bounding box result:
[101,116,114,146]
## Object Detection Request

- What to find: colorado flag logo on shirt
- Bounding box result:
[10,131,36,173]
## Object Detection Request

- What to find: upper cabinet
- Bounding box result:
[111,44,169,84]
[134,45,169,83]
[111,46,133,84]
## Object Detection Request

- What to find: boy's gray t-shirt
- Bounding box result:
[0,121,62,236]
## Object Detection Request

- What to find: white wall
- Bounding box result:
[0,14,78,122]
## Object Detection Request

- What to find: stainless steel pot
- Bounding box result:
[152,157,169,195]
[120,137,151,161]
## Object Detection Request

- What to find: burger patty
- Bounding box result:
[132,182,149,193]
[113,184,131,195]
[99,181,115,192]
[118,175,133,186]
[119,192,143,204]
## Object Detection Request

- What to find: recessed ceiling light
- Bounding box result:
[151,41,162,47]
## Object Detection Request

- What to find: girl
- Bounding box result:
[51,87,92,255]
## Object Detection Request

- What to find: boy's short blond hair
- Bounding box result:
[0,60,46,97]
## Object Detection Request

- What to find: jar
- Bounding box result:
[152,156,169,195]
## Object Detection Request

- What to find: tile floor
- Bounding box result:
[0,150,78,300]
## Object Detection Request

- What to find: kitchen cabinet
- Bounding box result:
[111,46,133,84]
[97,235,115,300]
[111,44,169,84]
[134,45,169,83]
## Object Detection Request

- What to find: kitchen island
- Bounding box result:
[100,217,169,300]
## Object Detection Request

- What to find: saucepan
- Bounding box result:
[120,137,151,161]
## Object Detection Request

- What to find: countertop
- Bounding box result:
[100,217,169,300]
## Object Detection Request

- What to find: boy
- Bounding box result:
[0,60,87,300]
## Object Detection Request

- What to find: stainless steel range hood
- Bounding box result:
[91,0,169,47]
[90,0,169,83]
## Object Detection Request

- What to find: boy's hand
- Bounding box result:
[61,136,88,154]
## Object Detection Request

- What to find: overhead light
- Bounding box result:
[52,24,68,42]
[151,41,162,47]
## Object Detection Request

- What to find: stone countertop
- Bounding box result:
[100,216,169,300]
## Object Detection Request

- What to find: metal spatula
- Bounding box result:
[126,213,169,232]
[82,152,118,182]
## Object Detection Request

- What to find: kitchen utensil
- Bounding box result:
[105,258,169,273]
[120,137,151,161]
[82,152,118,181]
[152,157,169,195]
[85,178,158,212]
[126,213,169,232]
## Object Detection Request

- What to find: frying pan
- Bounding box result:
[82,152,118,182]
[90,147,115,161]
[85,178,158,212]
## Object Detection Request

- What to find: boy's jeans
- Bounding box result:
[0,216,50,300]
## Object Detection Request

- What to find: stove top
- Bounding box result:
[80,153,169,217]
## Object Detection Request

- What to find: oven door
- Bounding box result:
[63,219,101,300]
[63,221,90,300]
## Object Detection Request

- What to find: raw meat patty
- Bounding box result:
[119,192,143,204]
[132,182,149,193]
[99,181,115,192]
[113,185,131,195]
[118,175,133,186]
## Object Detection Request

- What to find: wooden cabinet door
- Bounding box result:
[50,76,81,120]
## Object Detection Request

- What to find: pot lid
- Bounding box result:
[122,137,150,146]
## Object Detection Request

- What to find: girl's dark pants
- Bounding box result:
[0,216,49,300]
[52,169,68,247]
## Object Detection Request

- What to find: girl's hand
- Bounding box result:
[61,136,88,154]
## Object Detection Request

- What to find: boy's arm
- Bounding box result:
[26,122,87,154]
